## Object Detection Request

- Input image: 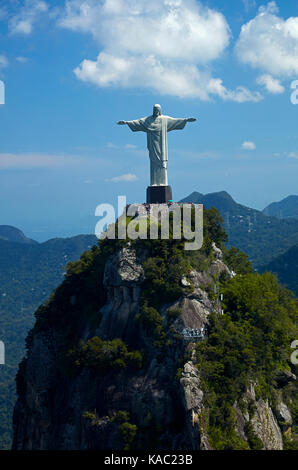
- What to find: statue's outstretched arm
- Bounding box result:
[167,116,197,132]
[117,119,145,132]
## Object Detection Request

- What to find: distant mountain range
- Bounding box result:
[1,190,298,447]
[0,230,97,449]
[263,195,298,219]
[260,244,298,297]
[0,226,37,245]
[181,191,298,268]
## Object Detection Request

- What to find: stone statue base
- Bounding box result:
[147,185,173,204]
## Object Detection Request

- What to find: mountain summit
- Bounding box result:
[181,191,298,267]
[263,195,298,219]
[0,226,37,245]
[12,208,298,450]
[180,191,237,211]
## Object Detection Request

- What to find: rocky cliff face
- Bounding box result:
[233,383,284,450]
[12,235,295,450]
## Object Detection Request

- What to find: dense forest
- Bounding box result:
[2,192,298,449]
[0,234,96,449]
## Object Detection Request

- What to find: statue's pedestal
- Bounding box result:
[147,185,172,204]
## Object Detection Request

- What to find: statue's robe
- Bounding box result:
[126,115,188,186]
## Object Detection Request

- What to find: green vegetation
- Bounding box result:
[166,307,182,324]
[120,422,138,450]
[31,243,109,342]
[9,206,298,450]
[208,425,249,450]
[244,421,264,450]
[141,254,188,308]
[138,207,226,305]
[82,409,138,450]
[137,304,164,337]
[112,411,138,450]
[283,432,298,450]
[83,410,98,422]
[134,208,226,350]
[0,234,96,449]
[183,190,298,268]
[67,337,143,372]
[223,247,253,275]
[196,272,298,450]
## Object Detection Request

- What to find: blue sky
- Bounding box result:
[0,0,298,240]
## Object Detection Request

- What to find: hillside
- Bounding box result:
[0,226,37,245]
[0,233,97,449]
[263,195,298,219]
[181,191,298,267]
[260,245,298,297]
[12,208,298,450]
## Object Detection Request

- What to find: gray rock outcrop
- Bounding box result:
[12,242,288,451]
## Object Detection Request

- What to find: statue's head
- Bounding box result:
[153,104,162,117]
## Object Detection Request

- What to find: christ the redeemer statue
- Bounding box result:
[117,104,196,202]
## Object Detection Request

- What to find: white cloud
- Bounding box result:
[236,2,298,77]
[0,55,8,69]
[289,152,298,159]
[60,0,230,63]
[124,144,137,149]
[108,173,138,183]
[242,141,256,150]
[0,7,7,21]
[172,149,219,160]
[207,78,262,103]
[59,0,261,102]
[273,152,298,159]
[256,74,284,94]
[75,53,209,100]
[16,56,29,63]
[0,153,83,169]
[106,142,119,149]
[106,142,138,150]
[9,0,48,35]
[242,0,257,12]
